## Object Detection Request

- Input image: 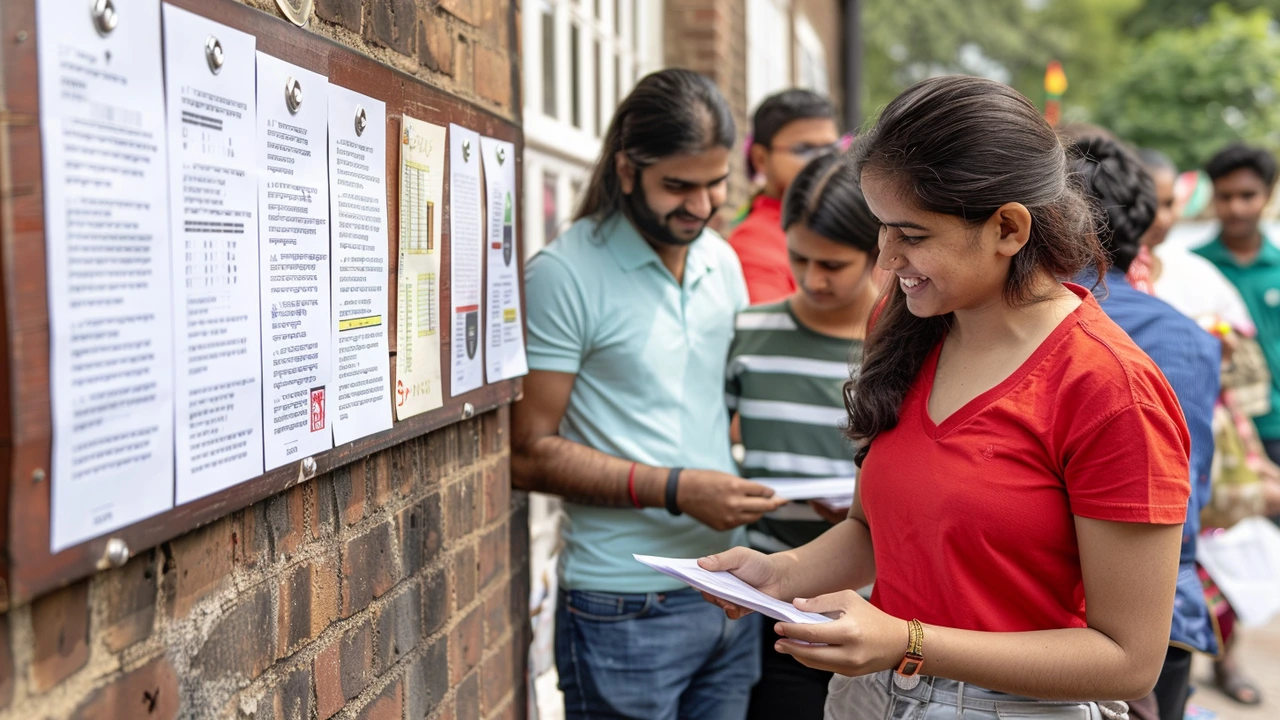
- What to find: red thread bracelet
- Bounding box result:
[627,462,642,508]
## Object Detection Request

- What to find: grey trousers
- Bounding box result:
[824,671,1130,719]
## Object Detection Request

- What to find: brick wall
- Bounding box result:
[0,410,527,720]
[0,2,527,718]
[663,0,752,226]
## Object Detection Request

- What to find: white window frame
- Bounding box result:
[746,0,793,114]
[521,0,662,256]
[523,0,661,167]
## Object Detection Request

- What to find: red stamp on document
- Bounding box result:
[310,386,326,432]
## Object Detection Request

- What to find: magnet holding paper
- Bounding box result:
[92,0,118,37]
[355,105,368,137]
[103,538,130,568]
[274,0,315,27]
[205,35,224,75]
[285,76,303,114]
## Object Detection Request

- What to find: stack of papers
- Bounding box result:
[634,554,831,624]
[755,477,856,502]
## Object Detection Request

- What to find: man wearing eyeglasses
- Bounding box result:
[729,89,842,305]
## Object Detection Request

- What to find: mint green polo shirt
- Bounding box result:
[1194,236,1280,439]
[524,214,750,592]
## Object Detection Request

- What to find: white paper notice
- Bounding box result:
[756,477,857,501]
[633,555,832,624]
[37,0,175,550]
[448,124,484,396]
[480,136,528,382]
[256,54,333,469]
[328,86,392,445]
[395,117,446,419]
[163,6,265,504]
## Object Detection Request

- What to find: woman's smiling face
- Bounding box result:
[861,172,1028,318]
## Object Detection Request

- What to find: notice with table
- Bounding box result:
[394,117,446,419]
[256,53,333,469]
[328,86,392,445]
[480,136,528,382]
[37,0,176,550]
[448,124,485,396]
[163,5,265,503]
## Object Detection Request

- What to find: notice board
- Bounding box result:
[0,0,525,605]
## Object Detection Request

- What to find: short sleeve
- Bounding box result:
[722,248,751,312]
[1063,402,1191,524]
[523,252,590,374]
[725,324,743,412]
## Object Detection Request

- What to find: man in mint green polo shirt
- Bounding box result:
[1196,144,1280,466]
[513,69,786,720]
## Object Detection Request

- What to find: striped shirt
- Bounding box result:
[726,301,861,549]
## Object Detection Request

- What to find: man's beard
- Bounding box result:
[623,176,715,247]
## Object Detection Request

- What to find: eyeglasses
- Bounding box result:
[770,142,842,160]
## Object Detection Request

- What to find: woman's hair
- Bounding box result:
[843,75,1106,464]
[747,89,836,176]
[781,151,879,255]
[1137,148,1177,175]
[1068,133,1157,273]
[575,69,735,222]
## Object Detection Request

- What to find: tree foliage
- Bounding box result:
[858,1,1280,171]
[1093,6,1280,169]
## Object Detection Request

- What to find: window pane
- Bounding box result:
[571,24,582,128]
[631,0,638,51]
[615,0,622,39]
[541,8,556,118]
[593,40,602,137]
[594,0,601,20]
[543,172,560,244]
[614,55,622,108]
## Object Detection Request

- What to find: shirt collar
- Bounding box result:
[601,213,715,284]
[1201,233,1280,267]
[751,194,782,216]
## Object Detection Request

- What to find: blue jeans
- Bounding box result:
[556,587,761,720]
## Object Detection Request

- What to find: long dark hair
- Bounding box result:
[575,69,735,223]
[781,151,879,255]
[844,76,1106,464]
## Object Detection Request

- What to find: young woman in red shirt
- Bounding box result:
[701,75,1191,717]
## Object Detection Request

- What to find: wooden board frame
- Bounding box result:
[0,0,525,606]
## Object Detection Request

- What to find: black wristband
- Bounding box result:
[665,467,683,516]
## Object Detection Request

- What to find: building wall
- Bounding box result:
[664,0,753,222]
[664,0,846,227]
[0,2,528,719]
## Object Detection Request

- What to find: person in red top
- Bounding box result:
[729,90,841,304]
[700,76,1191,718]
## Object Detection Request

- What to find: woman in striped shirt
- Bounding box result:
[726,150,881,719]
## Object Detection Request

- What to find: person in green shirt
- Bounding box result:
[1195,144,1280,465]
[726,150,881,719]
[1193,143,1280,707]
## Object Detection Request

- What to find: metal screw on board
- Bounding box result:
[462,403,476,420]
[16,30,28,43]
[205,35,224,75]
[92,0,118,37]
[354,106,367,137]
[301,456,318,479]
[32,468,45,484]
[104,538,129,568]
[285,76,303,114]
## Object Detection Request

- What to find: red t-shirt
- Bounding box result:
[861,285,1191,633]
[727,195,795,305]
